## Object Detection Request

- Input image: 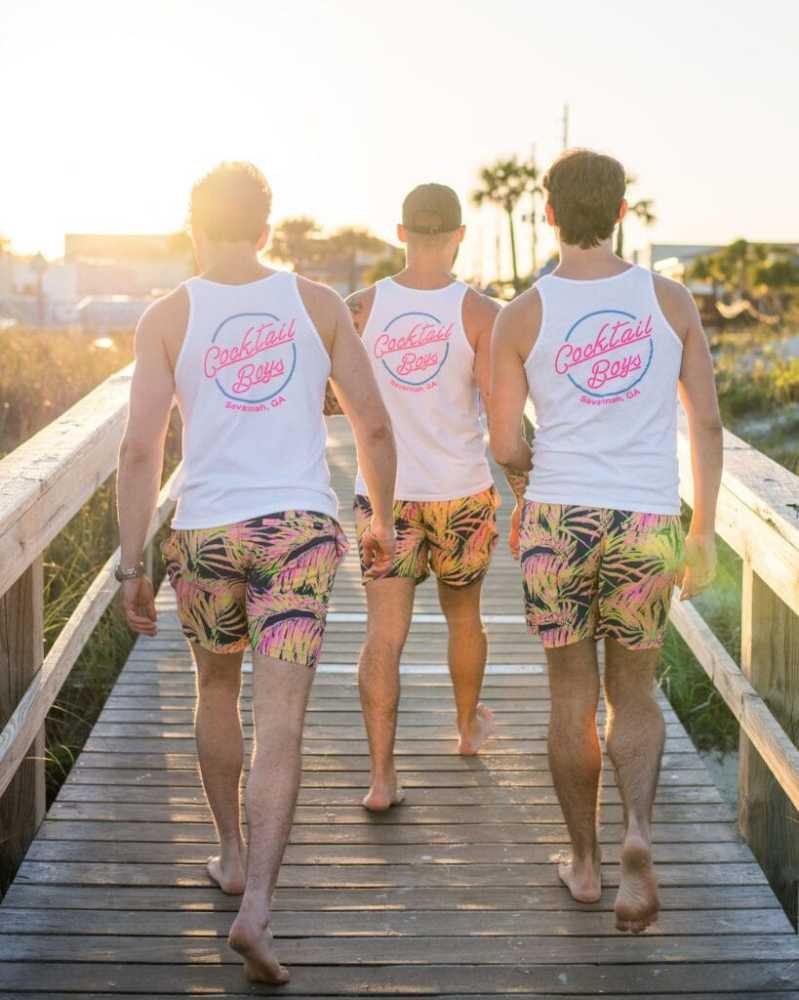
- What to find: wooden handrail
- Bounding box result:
[0,364,134,600]
[0,470,177,801]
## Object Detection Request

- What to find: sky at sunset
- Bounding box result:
[1,0,797,279]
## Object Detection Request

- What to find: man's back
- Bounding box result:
[524,263,684,514]
[353,275,493,501]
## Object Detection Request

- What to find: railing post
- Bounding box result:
[0,558,46,886]
[739,560,799,925]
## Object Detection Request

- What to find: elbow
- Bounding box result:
[365,418,394,449]
[119,435,161,468]
[489,436,516,468]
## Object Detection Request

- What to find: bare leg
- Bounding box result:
[604,639,664,933]
[546,638,603,903]
[192,646,246,895]
[437,578,495,755]
[358,577,415,811]
[228,654,315,984]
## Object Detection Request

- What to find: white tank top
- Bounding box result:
[524,265,683,514]
[169,271,337,529]
[355,277,493,501]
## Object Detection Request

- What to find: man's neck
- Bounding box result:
[553,240,631,281]
[392,254,455,290]
[201,244,273,285]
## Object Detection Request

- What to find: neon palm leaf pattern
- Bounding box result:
[520,503,684,649]
[162,510,347,667]
[354,487,500,586]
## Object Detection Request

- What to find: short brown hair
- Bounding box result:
[543,149,626,249]
[190,161,272,242]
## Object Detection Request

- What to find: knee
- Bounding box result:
[362,631,406,665]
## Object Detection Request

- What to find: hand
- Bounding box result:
[509,502,522,560]
[680,532,717,601]
[361,517,397,580]
[121,575,158,635]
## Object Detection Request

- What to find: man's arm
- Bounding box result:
[488,291,539,557]
[466,289,531,508]
[323,286,375,415]
[299,279,396,574]
[657,277,723,599]
[116,291,182,634]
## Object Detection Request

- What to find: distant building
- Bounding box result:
[65,233,194,297]
[296,240,398,297]
[0,234,194,329]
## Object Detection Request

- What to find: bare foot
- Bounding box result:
[557,850,602,903]
[457,703,496,756]
[229,908,289,985]
[207,843,246,895]
[362,773,405,812]
[615,832,659,933]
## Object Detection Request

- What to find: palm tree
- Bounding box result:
[324,227,385,294]
[269,216,323,273]
[615,176,656,258]
[472,156,539,291]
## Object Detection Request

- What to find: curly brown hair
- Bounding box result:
[543,149,626,249]
[190,162,272,243]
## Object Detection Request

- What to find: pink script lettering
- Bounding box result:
[204,320,295,378]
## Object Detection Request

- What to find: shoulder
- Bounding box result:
[296,274,344,313]
[295,274,348,346]
[462,286,502,330]
[493,285,542,359]
[651,271,698,340]
[344,284,377,334]
[135,285,189,349]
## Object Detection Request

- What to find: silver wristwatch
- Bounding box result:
[114,561,145,582]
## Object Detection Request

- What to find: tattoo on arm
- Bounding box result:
[323,380,344,416]
[347,296,364,333]
[502,464,530,506]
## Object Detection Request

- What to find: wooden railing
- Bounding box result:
[671,412,799,924]
[0,364,177,879]
[1,369,798,922]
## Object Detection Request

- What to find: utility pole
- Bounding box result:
[561,103,570,151]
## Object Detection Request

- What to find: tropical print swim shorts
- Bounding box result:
[161,510,348,667]
[520,502,684,650]
[354,486,500,587]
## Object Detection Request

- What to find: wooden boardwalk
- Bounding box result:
[1,417,798,998]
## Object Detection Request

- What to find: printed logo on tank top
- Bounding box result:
[554,309,654,405]
[203,313,297,412]
[373,311,452,393]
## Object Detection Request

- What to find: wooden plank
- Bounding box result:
[55,780,723,806]
[24,840,754,865]
[0,559,45,885]
[45,800,735,825]
[3,882,782,914]
[0,931,797,964]
[0,961,797,996]
[0,905,789,937]
[740,563,799,924]
[6,994,799,1000]
[14,860,768,888]
[78,736,699,755]
[68,751,709,772]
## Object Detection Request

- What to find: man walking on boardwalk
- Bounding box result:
[327,184,526,811]
[115,162,397,984]
[489,149,723,932]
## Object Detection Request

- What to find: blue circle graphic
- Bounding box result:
[561,308,653,399]
[209,311,297,404]
[379,310,451,386]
